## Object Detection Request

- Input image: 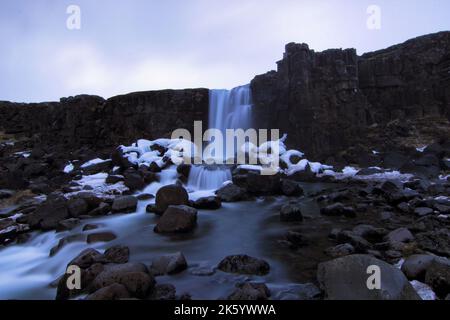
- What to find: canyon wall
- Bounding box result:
[0,89,209,149]
[251,31,450,162]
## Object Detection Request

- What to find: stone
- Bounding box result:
[416,229,450,258]
[336,231,372,252]
[324,243,355,258]
[148,284,177,300]
[111,195,137,213]
[82,224,99,231]
[217,255,270,275]
[280,179,304,196]
[88,202,111,216]
[154,184,189,214]
[106,174,124,184]
[56,218,80,232]
[86,283,131,300]
[101,245,130,264]
[68,248,102,269]
[137,193,154,201]
[320,203,356,218]
[414,207,434,217]
[123,170,145,191]
[87,232,117,244]
[154,205,197,233]
[401,254,435,280]
[228,283,270,300]
[148,252,188,276]
[24,197,69,230]
[317,254,420,300]
[424,258,450,298]
[193,196,221,210]
[216,183,247,202]
[385,228,415,244]
[280,203,303,222]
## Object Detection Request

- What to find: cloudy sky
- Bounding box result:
[1,0,449,102]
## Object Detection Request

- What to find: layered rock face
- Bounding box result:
[0,89,208,149]
[251,31,450,161]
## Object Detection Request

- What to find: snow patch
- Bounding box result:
[63,163,74,173]
[81,158,109,168]
[410,280,437,300]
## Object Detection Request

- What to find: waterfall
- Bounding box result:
[187,165,232,191]
[209,84,253,134]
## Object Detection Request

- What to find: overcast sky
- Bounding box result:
[1,0,449,102]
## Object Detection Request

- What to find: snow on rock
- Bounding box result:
[416,145,427,152]
[66,173,128,198]
[63,162,74,173]
[80,158,110,168]
[410,280,437,300]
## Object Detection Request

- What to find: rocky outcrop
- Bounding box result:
[0,89,208,150]
[251,31,450,161]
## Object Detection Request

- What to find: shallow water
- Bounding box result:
[0,178,337,300]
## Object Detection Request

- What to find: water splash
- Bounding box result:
[187,165,231,191]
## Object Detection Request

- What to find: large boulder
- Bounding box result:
[154,205,197,234]
[216,183,247,202]
[86,283,131,300]
[24,196,69,230]
[424,257,450,298]
[317,254,421,300]
[279,203,303,222]
[401,254,435,280]
[193,196,222,210]
[148,252,188,276]
[111,195,137,213]
[217,255,270,275]
[228,283,270,300]
[153,185,189,215]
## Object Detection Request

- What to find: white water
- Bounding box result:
[209,84,253,135]
[187,165,232,191]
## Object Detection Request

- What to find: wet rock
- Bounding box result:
[352,224,386,243]
[273,283,321,300]
[320,203,356,218]
[0,219,20,245]
[228,282,270,300]
[280,203,303,222]
[82,159,112,175]
[317,254,420,300]
[88,202,111,216]
[285,230,309,248]
[49,235,84,257]
[336,231,372,253]
[217,254,270,275]
[24,197,69,230]
[216,183,247,202]
[87,232,117,244]
[401,254,435,280]
[148,284,176,300]
[148,252,188,276]
[123,169,145,191]
[91,262,154,298]
[73,192,103,209]
[324,243,355,258]
[414,207,434,217]
[154,185,189,215]
[56,218,80,232]
[82,224,99,231]
[100,245,130,264]
[86,283,131,300]
[246,172,281,195]
[416,229,450,257]
[154,205,197,234]
[193,196,221,210]
[137,193,154,201]
[385,228,415,245]
[281,179,304,196]
[68,248,103,269]
[106,174,124,184]
[424,257,450,298]
[0,189,14,199]
[111,195,137,213]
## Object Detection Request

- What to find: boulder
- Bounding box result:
[68,248,102,269]
[320,203,356,218]
[148,284,177,300]
[193,196,221,210]
[111,195,137,213]
[416,229,450,257]
[317,254,421,300]
[88,202,111,216]
[424,257,450,298]
[216,183,247,202]
[228,283,270,300]
[123,170,145,191]
[324,243,355,258]
[86,283,131,300]
[336,231,372,253]
[87,232,117,244]
[25,197,69,230]
[280,179,304,196]
[217,255,270,275]
[154,205,197,234]
[401,254,435,280]
[56,218,80,232]
[246,172,281,195]
[280,203,303,222]
[100,245,130,264]
[385,228,415,245]
[148,252,188,276]
[154,185,189,215]
[414,207,434,217]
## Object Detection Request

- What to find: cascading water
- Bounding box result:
[187,165,232,191]
[187,84,253,191]
[209,84,253,134]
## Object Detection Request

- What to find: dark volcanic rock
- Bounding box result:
[148,252,188,276]
[86,283,131,300]
[154,205,197,234]
[280,179,304,197]
[154,185,189,215]
[111,195,137,213]
[217,255,270,275]
[24,197,69,230]
[401,254,435,280]
[87,232,117,244]
[216,183,247,202]
[317,254,420,300]
[424,258,450,298]
[193,196,221,210]
[280,203,303,222]
[320,203,356,218]
[228,283,270,300]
